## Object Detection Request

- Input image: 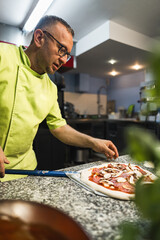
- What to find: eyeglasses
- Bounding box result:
[42,30,71,62]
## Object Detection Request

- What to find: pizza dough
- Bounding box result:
[80,162,156,200]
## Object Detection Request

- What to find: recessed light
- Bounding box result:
[108,59,117,65]
[109,70,120,76]
[131,64,143,70]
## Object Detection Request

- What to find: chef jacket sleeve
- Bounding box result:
[46,86,66,130]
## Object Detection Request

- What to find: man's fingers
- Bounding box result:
[0,147,9,177]
[105,145,119,160]
[0,161,5,178]
[0,158,10,178]
[108,142,119,158]
[104,149,115,159]
[4,158,10,164]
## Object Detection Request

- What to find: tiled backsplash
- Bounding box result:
[64,92,107,115]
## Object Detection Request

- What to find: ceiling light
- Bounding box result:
[108,59,117,65]
[23,0,54,33]
[109,70,120,76]
[131,64,143,70]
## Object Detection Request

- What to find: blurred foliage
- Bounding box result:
[116,127,160,240]
[144,46,160,108]
[117,222,142,240]
[117,221,150,240]
[115,44,160,240]
[148,48,160,104]
[125,127,160,172]
[135,178,160,222]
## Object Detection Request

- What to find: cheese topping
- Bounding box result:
[88,162,155,194]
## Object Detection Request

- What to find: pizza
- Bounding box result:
[80,162,156,200]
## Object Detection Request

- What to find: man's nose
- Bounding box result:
[59,55,68,64]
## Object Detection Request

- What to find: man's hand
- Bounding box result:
[0,147,10,178]
[51,124,119,160]
[91,138,119,160]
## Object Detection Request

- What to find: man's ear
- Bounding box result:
[33,29,45,47]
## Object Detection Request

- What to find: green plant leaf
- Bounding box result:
[150,221,160,240]
[135,178,160,222]
[147,46,160,107]
[116,222,141,240]
[125,126,160,170]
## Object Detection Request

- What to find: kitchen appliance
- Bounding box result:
[118,106,126,118]
[64,102,77,119]
[75,149,89,163]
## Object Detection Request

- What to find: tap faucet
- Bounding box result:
[97,86,107,118]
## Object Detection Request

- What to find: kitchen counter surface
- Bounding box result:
[0,155,141,240]
[67,117,139,123]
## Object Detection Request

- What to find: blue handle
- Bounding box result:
[5,169,72,177]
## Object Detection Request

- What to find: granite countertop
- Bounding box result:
[0,155,142,240]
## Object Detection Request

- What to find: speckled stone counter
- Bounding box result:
[0,155,142,240]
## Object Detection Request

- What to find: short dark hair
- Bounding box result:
[34,15,74,37]
[30,15,74,44]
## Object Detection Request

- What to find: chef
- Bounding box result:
[0,15,119,182]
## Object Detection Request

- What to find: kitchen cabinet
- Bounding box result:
[106,120,140,154]
[67,119,106,164]
[91,121,106,139]
[68,118,160,155]
[106,120,158,154]
[68,119,106,138]
[33,127,66,170]
[33,119,160,169]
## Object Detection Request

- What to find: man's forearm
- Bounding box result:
[50,124,94,148]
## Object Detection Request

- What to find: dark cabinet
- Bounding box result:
[33,119,160,169]
[68,120,106,139]
[91,121,106,139]
[106,121,143,154]
[106,120,158,154]
[33,128,66,170]
[67,120,106,164]
[106,122,118,144]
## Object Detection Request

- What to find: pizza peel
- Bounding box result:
[66,171,108,197]
[5,169,108,197]
[5,169,77,177]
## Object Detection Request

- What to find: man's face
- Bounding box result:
[36,22,73,75]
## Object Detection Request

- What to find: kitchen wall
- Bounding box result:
[63,73,107,115]
[0,23,32,45]
[64,73,107,93]
[64,92,107,115]
[107,70,145,113]
[63,70,145,115]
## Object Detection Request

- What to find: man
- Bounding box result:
[0,15,119,181]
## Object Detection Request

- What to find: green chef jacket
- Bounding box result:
[0,43,66,182]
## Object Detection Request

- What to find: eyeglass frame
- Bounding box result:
[42,30,71,62]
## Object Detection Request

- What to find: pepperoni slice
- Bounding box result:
[89,175,102,184]
[88,164,154,195]
[136,166,147,175]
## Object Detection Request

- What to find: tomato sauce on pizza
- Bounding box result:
[88,163,154,194]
